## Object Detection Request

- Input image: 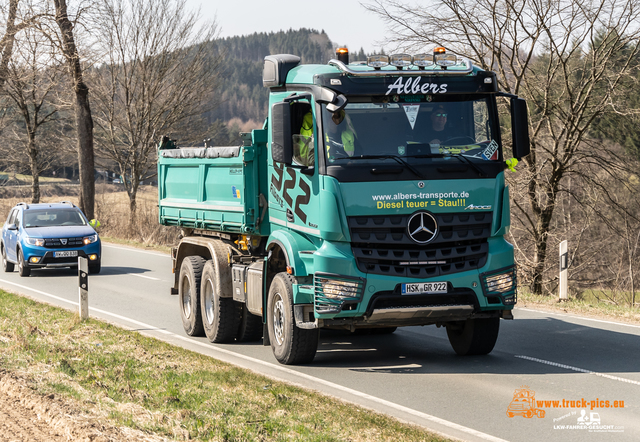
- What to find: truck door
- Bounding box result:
[268,97,320,236]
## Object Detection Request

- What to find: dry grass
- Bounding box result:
[0,184,180,249]
[94,184,180,247]
[0,289,447,442]
[518,290,640,324]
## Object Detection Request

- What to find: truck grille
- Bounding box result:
[348,212,492,278]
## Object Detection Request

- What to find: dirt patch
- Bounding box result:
[0,371,165,442]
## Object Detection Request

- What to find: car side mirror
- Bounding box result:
[7,224,17,231]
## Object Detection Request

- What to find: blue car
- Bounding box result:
[1,202,101,276]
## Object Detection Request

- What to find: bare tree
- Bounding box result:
[1,0,49,91]
[51,0,95,219]
[366,0,640,294]
[2,24,65,202]
[88,0,221,228]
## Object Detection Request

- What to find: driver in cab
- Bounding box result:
[325,109,358,161]
[428,104,453,145]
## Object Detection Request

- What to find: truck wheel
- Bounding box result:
[446,317,500,356]
[267,273,318,365]
[17,249,30,277]
[2,245,14,273]
[179,256,205,336]
[237,304,263,342]
[200,259,240,343]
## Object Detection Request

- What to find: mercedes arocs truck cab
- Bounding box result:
[158,48,530,365]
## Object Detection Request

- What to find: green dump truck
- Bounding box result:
[158,48,530,365]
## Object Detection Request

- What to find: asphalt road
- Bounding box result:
[0,243,638,442]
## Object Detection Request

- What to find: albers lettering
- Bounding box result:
[386,77,448,96]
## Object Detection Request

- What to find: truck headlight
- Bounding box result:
[83,234,98,245]
[314,274,365,314]
[25,237,45,247]
[480,266,517,305]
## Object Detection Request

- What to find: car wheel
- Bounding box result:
[200,259,240,343]
[1,245,14,273]
[446,317,500,356]
[267,272,318,365]
[89,261,101,274]
[17,249,30,277]
[179,256,205,336]
[89,259,102,275]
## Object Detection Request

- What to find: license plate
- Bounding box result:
[401,282,447,294]
[54,251,78,258]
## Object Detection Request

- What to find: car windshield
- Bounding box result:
[23,209,86,228]
[322,96,500,164]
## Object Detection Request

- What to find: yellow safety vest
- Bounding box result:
[299,112,314,163]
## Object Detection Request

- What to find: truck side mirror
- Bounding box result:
[511,97,530,160]
[271,102,293,164]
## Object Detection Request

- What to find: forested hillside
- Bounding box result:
[203,29,367,144]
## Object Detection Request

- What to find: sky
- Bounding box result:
[184,0,392,54]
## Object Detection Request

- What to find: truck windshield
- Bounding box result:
[322,96,501,164]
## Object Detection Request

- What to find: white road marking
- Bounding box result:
[0,278,509,442]
[0,279,78,306]
[516,307,640,329]
[130,274,161,281]
[102,243,169,257]
[350,363,423,370]
[516,355,640,386]
[316,348,377,352]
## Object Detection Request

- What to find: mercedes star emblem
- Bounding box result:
[407,211,438,244]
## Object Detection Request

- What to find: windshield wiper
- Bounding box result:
[350,155,426,179]
[450,154,486,177]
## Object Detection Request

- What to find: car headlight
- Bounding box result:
[83,234,98,245]
[25,237,45,247]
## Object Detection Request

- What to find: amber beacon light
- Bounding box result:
[336,47,349,64]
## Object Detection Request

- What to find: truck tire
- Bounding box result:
[17,249,30,277]
[200,259,240,343]
[2,245,14,273]
[179,255,205,336]
[446,317,500,356]
[237,304,263,342]
[267,273,318,365]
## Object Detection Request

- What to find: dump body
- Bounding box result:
[158,133,269,236]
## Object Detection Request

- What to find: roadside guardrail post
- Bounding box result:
[559,240,568,300]
[79,256,89,319]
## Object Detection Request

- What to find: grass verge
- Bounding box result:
[0,289,447,442]
[517,291,640,325]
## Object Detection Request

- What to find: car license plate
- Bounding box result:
[54,251,78,258]
[401,282,447,294]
